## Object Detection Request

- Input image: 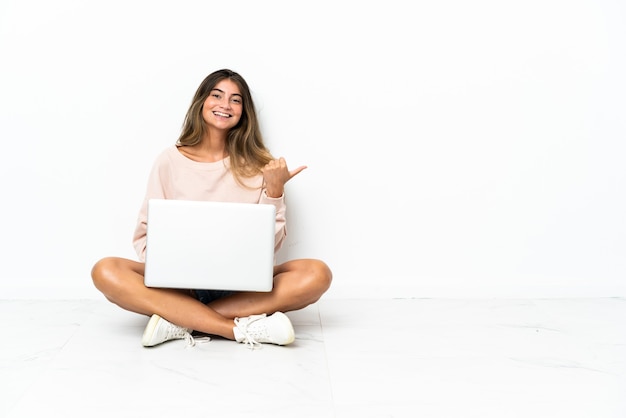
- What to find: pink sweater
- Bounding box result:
[132,145,287,261]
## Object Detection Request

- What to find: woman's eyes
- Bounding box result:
[211,94,242,104]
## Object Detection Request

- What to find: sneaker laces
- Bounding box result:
[184,334,212,348]
[160,323,195,347]
[162,325,210,348]
[184,333,196,347]
[234,314,267,350]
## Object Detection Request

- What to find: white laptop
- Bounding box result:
[144,199,275,292]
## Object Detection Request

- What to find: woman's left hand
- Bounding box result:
[262,157,307,198]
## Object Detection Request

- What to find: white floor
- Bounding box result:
[1,297,625,418]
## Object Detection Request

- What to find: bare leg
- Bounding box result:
[209,259,332,318]
[91,257,237,339]
[91,257,332,340]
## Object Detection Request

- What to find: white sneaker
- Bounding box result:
[233,312,295,349]
[142,314,201,347]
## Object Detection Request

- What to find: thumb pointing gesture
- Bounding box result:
[262,157,307,198]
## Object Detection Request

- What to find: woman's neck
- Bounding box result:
[178,136,228,163]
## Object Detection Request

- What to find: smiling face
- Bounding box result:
[201,79,244,132]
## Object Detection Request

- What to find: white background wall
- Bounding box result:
[1,0,624,299]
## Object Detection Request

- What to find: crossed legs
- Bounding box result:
[91,257,332,340]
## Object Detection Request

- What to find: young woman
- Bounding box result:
[91,69,332,348]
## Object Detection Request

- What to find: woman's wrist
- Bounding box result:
[264,188,284,199]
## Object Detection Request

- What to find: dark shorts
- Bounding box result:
[193,289,237,305]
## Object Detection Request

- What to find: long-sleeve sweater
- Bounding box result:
[132,145,287,261]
